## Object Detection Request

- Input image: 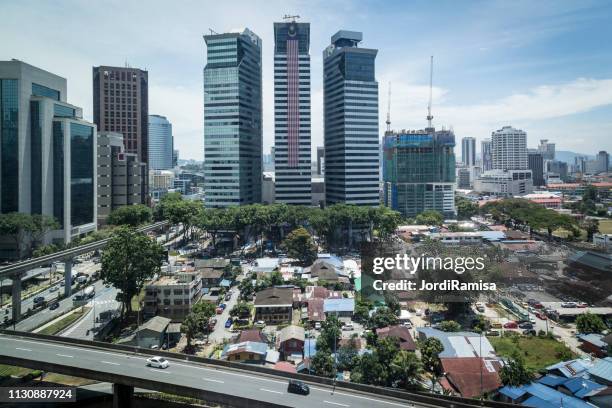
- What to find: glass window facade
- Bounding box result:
[53,104,75,118]
[32,83,60,101]
[30,100,42,214]
[1,79,19,213]
[53,121,64,225]
[70,123,94,226]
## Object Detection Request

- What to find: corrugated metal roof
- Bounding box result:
[589,357,612,383]
[324,298,355,313]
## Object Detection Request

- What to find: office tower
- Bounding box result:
[383,129,456,218]
[92,65,148,201]
[491,126,527,170]
[172,149,178,167]
[457,168,471,189]
[481,139,492,171]
[473,170,533,196]
[323,30,379,206]
[528,152,545,186]
[148,114,173,170]
[273,19,312,205]
[538,139,555,161]
[0,60,97,249]
[596,151,609,173]
[316,146,325,176]
[546,160,568,182]
[203,28,262,207]
[97,132,144,226]
[461,136,476,166]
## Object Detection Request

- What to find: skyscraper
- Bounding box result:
[491,126,527,170]
[383,129,456,218]
[481,139,492,171]
[0,60,97,249]
[203,28,262,208]
[528,152,545,186]
[148,114,173,170]
[92,65,148,201]
[273,19,311,205]
[323,30,379,206]
[538,139,555,161]
[461,136,476,167]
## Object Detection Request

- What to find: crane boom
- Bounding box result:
[386,82,391,132]
[426,55,434,129]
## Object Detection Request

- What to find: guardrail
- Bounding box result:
[0,221,169,277]
[1,330,517,408]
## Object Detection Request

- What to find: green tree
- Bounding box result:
[391,350,422,390]
[472,315,489,333]
[368,307,398,329]
[311,352,335,378]
[107,204,152,227]
[100,227,164,320]
[576,312,606,334]
[316,315,342,352]
[438,320,461,332]
[0,213,34,258]
[420,337,444,375]
[581,219,599,242]
[192,301,216,320]
[456,196,479,220]
[415,210,444,226]
[336,336,360,371]
[29,214,60,252]
[500,354,535,386]
[164,199,202,243]
[238,278,254,301]
[282,227,317,266]
[230,302,251,319]
[181,312,204,349]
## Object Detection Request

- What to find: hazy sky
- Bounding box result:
[2,0,612,160]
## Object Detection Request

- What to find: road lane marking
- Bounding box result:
[310,387,408,407]
[56,354,73,358]
[101,361,120,366]
[203,378,224,384]
[259,388,283,395]
[15,347,32,352]
[324,401,349,407]
[150,369,172,374]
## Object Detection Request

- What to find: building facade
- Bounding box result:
[148,114,173,170]
[0,60,97,254]
[203,28,262,207]
[491,126,527,171]
[93,65,148,201]
[538,139,555,161]
[481,139,492,171]
[473,169,533,196]
[383,129,456,218]
[461,136,476,167]
[273,20,312,205]
[143,271,202,321]
[528,152,545,187]
[323,30,379,206]
[97,132,144,225]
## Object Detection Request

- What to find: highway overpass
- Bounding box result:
[0,331,516,408]
[0,221,168,323]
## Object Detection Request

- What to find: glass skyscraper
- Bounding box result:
[323,30,379,206]
[383,129,456,218]
[148,114,173,170]
[203,28,262,208]
[273,20,312,205]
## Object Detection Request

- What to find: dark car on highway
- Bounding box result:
[33,296,45,304]
[287,380,309,395]
[49,302,60,310]
[225,317,232,328]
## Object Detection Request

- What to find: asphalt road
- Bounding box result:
[0,334,428,408]
[59,284,119,339]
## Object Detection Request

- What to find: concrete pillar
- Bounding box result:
[112,384,133,408]
[11,272,22,323]
[64,259,72,297]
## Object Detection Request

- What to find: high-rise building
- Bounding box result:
[97,132,144,225]
[461,136,476,167]
[383,129,456,218]
[481,139,492,171]
[528,152,545,186]
[323,30,379,206]
[203,28,262,208]
[457,168,471,189]
[92,65,148,201]
[273,20,312,205]
[538,139,555,161]
[596,151,609,173]
[316,146,325,176]
[172,149,178,167]
[148,114,173,170]
[0,60,97,251]
[491,126,527,170]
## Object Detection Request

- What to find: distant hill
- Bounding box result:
[555,150,594,164]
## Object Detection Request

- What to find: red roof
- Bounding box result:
[376,325,416,351]
[237,329,267,343]
[307,298,325,322]
[440,357,502,398]
[274,361,297,373]
[310,286,328,299]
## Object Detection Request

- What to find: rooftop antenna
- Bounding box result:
[386,82,392,132]
[208,28,218,35]
[426,55,434,129]
[283,14,300,22]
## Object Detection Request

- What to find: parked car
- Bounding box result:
[216,307,224,314]
[49,302,60,310]
[518,322,533,329]
[503,321,518,329]
[342,323,354,331]
[491,322,502,329]
[220,303,227,310]
[486,330,501,336]
[49,285,59,292]
[561,302,577,308]
[287,380,309,395]
[254,320,266,329]
[536,312,547,320]
[577,302,588,308]
[146,356,169,369]
[314,322,321,330]
[224,294,232,301]
[522,329,537,336]
[225,318,233,328]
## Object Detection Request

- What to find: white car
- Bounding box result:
[49,285,59,292]
[146,356,169,369]
[415,309,423,316]
[342,323,354,331]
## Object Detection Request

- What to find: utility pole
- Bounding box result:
[385,82,392,133]
[426,56,434,129]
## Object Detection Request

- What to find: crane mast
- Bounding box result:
[426,55,434,129]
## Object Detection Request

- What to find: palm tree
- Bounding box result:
[391,351,422,390]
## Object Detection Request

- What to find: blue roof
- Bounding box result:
[538,374,568,387]
[304,339,317,359]
[498,385,527,400]
[522,382,594,408]
[317,254,343,269]
[563,377,606,398]
[588,357,612,383]
[577,333,607,348]
[324,298,355,313]
[480,231,506,241]
[523,395,560,408]
[220,279,231,287]
[546,358,593,378]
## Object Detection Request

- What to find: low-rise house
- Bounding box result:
[200,269,224,287]
[323,298,355,318]
[196,258,229,287]
[274,361,297,374]
[237,329,268,344]
[498,382,594,408]
[221,341,268,364]
[307,298,325,322]
[254,287,293,324]
[252,258,280,274]
[278,325,305,358]
[117,316,171,349]
[546,358,594,379]
[310,259,341,282]
[589,357,612,385]
[440,357,502,398]
[376,325,416,351]
[143,271,202,321]
[417,327,496,358]
[578,334,609,357]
